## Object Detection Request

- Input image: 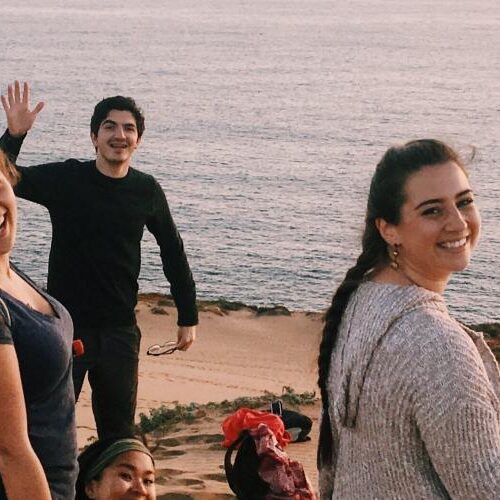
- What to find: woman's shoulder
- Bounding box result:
[353,284,480,369]
[348,282,444,332]
[388,301,492,387]
[356,281,442,309]
[395,300,468,346]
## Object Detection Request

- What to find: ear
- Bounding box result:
[375,218,400,247]
[90,132,98,149]
[135,135,142,149]
[85,480,98,499]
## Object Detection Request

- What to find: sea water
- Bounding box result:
[1,0,499,323]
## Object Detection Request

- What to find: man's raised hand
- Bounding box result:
[1,81,44,137]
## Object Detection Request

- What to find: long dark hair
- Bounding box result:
[317,139,466,467]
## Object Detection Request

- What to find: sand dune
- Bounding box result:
[76,295,323,496]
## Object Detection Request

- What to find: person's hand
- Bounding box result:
[176,325,196,351]
[1,80,44,137]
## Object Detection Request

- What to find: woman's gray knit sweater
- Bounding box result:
[319,282,500,499]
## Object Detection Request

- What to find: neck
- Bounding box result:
[398,266,448,294]
[95,156,130,178]
[373,265,448,294]
[0,254,11,281]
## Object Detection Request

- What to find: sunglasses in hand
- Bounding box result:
[146,340,178,356]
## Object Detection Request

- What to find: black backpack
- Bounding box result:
[271,400,312,443]
[223,406,314,499]
[224,430,269,499]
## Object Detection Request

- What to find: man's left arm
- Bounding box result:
[146,180,198,351]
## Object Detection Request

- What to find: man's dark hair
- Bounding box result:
[90,96,145,138]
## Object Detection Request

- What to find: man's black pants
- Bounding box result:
[72,324,141,439]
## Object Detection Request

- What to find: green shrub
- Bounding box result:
[137,387,316,434]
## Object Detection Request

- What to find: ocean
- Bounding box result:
[2,0,499,323]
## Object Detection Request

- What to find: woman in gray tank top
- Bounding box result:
[0,150,77,499]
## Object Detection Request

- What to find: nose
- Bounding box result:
[446,206,467,231]
[114,126,126,139]
[131,478,148,495]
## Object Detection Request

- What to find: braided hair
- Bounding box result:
[317,139,466,467]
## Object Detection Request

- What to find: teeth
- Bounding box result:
[440,238,467,249]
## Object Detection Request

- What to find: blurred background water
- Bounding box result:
[1,0,499,322]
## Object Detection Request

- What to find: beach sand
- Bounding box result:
[76,295,323,498]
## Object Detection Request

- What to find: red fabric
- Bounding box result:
[222,408,291,448]
[251,424,316,499]
[72,339,84,357]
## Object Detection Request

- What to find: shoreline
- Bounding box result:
[137,292,500,362]
[138,291,500,333]
[138,292,320,317]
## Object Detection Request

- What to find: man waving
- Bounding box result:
[1,81,198,438]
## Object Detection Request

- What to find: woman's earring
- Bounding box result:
[390,244,400,270]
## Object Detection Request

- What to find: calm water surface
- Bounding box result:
[2,0,499,322]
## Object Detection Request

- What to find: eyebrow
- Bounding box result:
[414,189,473,210]
[115,462,155,475]
[101,119,137,128]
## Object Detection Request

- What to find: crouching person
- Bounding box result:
[76,437,156,500]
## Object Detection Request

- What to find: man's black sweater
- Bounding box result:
[1,130,198,328]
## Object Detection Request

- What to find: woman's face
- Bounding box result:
[382,161,480,291]
[0,169,17,256]
[85,451,156,500]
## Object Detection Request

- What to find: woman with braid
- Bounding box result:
[317,140,500,499]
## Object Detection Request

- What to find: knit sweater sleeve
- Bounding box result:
[146,179,198,326]
[410,315,500,498]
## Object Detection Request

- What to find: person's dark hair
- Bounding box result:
[90,96,145,139]
[75,434,149,500]
[317,139,466,467]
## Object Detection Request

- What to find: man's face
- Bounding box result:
[91,110,141,166]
